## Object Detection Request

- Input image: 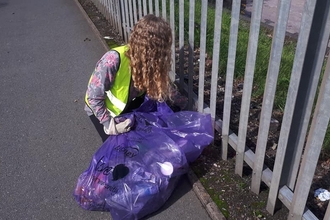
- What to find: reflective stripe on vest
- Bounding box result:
[105,90,126,112]
[104,45,130,116]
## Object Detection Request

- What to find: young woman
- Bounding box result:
[84,14,174,142]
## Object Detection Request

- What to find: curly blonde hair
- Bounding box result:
[126,14,173,101]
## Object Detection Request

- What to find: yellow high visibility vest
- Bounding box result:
[86,45,131,117]
[104,45,131,116]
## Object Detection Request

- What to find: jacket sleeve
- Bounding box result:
[85,50,120,128]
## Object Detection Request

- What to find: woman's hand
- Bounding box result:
[104,118,132,135]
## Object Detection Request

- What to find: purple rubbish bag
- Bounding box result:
[73,99,214,219]
[74,126,188,220]
[132,98,214,162]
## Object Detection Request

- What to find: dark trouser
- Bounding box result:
[89,95,145,143]
[89,114,109,143]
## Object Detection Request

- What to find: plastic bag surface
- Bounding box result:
[74,98,214,219]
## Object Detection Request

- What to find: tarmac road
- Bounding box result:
[0,0,212,219]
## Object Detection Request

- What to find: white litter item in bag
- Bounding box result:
[314,188,330,201]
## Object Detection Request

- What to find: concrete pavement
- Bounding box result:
[263,0,304,36]
[0,0,218,219]
[245,0,304,36]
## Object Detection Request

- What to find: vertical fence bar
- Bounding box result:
[132,0,138,24]
[179,0,184,90]
[103,0,107,19]
[99,0,104,16]
[108,0,113,27]
[162,0,167,20]
[103,0,107,16]
[112,0,117,28]
[120,0,127,42]
[209,0,223,118]
[113,0,117,26]
[113,0,118,27]
[105,0,110,21]
[124,0,130,41]
[148,0,153,14]
[109,0,115,32]
[107,0,111,23]
[103,0,107,22]
[187,0,195,110]
[169,0,175,82]
[251,0,292,195]
[105,0,113,22]
[290,51,330,219]
[155,0,160,16]
[235,0,264,176]
[137,0,142,20]
[197,1,208,113]
[102,0,107,21]
[115,0,123,40]
[267,0,329,214]
[128,0,134,30]
[221,0,241,160]
[115,0,120,31]
[97,0,101,10]
[112,0,116,27]
[106,0,110,21]
[106,0,110,20]
[103,0,109,19]
[111,0,115,24]
[143,0,147,16]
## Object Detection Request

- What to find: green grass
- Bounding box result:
[208,188,230,218]
[197,176,230,218]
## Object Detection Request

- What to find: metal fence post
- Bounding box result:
[267,0,330,215]
[197,0,208,113]
[187,0,195,110]
[235,0,264,177]
[221,0,241,160]
[209,0,223,119]
[169,0,175,82]
[286,0,330,191]
[265,0,316,213]
[251,0,292,195]
[288,0,330,217]
[178,0,184,93]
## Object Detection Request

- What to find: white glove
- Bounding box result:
[104,118,132,135]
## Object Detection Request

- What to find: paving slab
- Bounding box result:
[245,0,304,35]
[244,0,330,48]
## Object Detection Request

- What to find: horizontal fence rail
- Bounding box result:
[90,0,330,219]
